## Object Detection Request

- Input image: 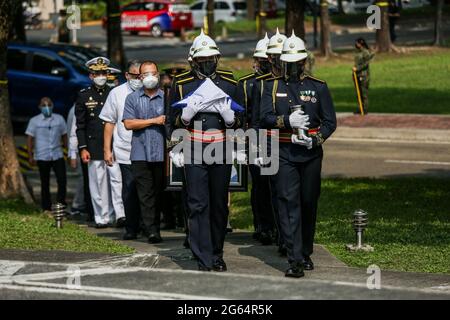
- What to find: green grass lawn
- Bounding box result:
[231,178,450,274]
[315,50,450,114]
[0,200,134,254]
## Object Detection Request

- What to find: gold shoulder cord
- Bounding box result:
[260,80,264,98]
[243,80,248,108]
[178,84,183,99]
[272,80,278,112]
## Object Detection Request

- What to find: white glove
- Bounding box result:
[219,98,235,125]
[289,110,310,130]
[181,100,202,123]
[169,151,185,168]
[232,149,247,164]
[291,133,313,149]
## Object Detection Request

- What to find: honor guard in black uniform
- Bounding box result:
[257,29,288,255]
[75,57,114,228]
[168,31,244,272]
[260,32,337,278]
[238,33,275,245]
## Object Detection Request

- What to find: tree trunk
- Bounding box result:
[337,0,344,14]
[207,0,215,39]
[9,0,26,42]
[320,0,332,57]
[0,1,33,203]
[256,0,267,38]
[376,2,391,52]
[106,0,126,69]
[434,0,444,46]
[285,0,306,39]
[247,0,255,20]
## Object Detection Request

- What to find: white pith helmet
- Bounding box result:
[192,29,221,59]
[266,28,287,55]
[253,33,269,59]
[188,45,194,62]
[280,30,308,63]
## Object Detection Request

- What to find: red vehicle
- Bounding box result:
[103,0,193,37]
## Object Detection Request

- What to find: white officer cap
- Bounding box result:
[266,28,287,55]
[192,30,221,59]
[85,57,110,72]
[280,30,308,63]
[253,33,269,59]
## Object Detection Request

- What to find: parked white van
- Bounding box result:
[189,0,247,28]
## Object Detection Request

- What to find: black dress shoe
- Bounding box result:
[212,258,227,272]
[259,231,273,246]
[285,263,305,278]
[302,256,314,271]
[123,232,138,240]
[148,233,162,244]
[95,223,108,229]
[198,265,211,272]
[115,217,126,228]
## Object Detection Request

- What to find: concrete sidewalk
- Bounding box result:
[333,113,450,143]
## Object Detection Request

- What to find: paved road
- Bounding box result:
[323,137,450,178]
[25,22,449,63]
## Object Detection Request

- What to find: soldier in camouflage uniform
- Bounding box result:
[353,38,374,114]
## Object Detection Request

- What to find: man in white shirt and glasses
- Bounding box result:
[100,60,143,239]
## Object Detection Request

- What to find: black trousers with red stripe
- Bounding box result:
[184,163,232,269]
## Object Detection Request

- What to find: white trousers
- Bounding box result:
[71,160,85,212]
[88,161,125,224]
[108,161,125,221]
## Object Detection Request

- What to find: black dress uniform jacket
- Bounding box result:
[168,73,245,159]
[75,85,111,161]
[260,75,337,162]
[239,72,272,129]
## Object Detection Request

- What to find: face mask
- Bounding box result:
[284,62,305,81]
[142,74,159,89]
[196,60,217,78]
[128,79,143,91]
[258,60,272,75]
[41,105,53,118]
[93,76,107,87]
[271,55,282,71]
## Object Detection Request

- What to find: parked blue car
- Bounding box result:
[7,43,120,122]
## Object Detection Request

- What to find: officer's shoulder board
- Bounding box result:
[264,75,282,83]
[174,70,192,79]
[177,76,195,85]
[238,73,256,82]
[306,75,326,84]
[79,87,90,94]
[216,69,234,77]
[255,73,272,81]
[219,74,238,86]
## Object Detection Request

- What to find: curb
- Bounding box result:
[333,127,450,143]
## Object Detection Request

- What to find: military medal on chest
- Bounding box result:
[86,96,98,117]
